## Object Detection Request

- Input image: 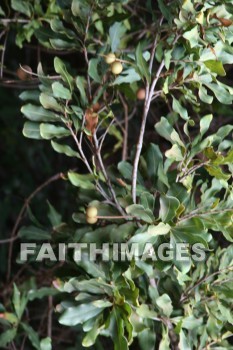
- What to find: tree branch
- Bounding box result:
[6,172,63,282]
[131,60,164,203]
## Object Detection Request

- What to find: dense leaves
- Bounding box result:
[1,0,233,349]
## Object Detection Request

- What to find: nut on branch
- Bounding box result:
[111,61,123,75]
[105,53,116,64]
[86,206,98,224]
[137,88,146,100]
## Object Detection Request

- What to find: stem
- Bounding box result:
[6,172,63,282]
[93,134,126,216]
[97,215,133,219]
[83,6,93,102]
[180,265,233,302]
[131,60,165,203]
[0,30,8,78]
[119,93,129,161]
[68,123,110,201]
[179,207,233,222]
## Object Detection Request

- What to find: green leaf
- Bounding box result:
[71,0,90,18]
[183,26,199,48]
[182,0,195,13]
[109,22,126,52]
[40,123,70,139]
[54,57,74,92]
[158,0,172,24]
[52,82,72,100]
[23,122,42,139]
[40,93,63,113]
[21,104,59,122]
[50,38,77,50]
[203,60,226,77]
[118,161,143,185]
[40,338,52,350]
[126,204,154,224]
[19,226,51,240]
[21,323,41,350]
[19,90,40,103]
[28,288,59,301]
[50,19,76,39]
[11,0,32,16]
[171,217,210,247]
[155,117,184,147]
[47,201,62,227]
[147,223,171,236]
[164,49,172,70]
[179,330,191,350]
[140,192,155,211]
[218,302,233,325]
[198,85,213,104]
[145,144,162,179]
[88,58,102,83]
[159,328,170,350]
[135,42,151,82]
[76,257,106,280]
[145,143,169,187]
[0,6,5,16]
[0,328,17,347]
[51,140,80,157]
[113,68,141,85]
[205,165,230,181]
[138,324,156,350]
[159,195,180,223]
[82,317,102,347]
[136,304,159,320]
[64,278,113,295]
[112,307,129,350]
[156,294,173,317]
[68,171,95,189]
[76,76,88,106]
[59,302,107,326]
[205,83,233,105]
[200,114,213,137]
[13,284,27,320]
[172,96,188,120]
[165,144,183,161]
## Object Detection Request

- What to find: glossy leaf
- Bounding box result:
[40,123,70,139]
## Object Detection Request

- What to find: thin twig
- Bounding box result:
[179,207,233,222]
[93,134,126,216]
[6,172,63,282]
[132,32,181,203]
[47,296,53,339]
[0,19,30,24]
[83,6,93,102]
[119,93,129,161]
[177,161,209,182]
[149,17,164,73]
[180,265,233,302]
[0,236,18,245]
[66,122,110,201]
[99,118,115,152]
[0,30,8,78]
[131,61,164,203]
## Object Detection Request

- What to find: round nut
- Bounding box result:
[105,53,116,64]
[111,61,123,75]
[86,206,98,218]
[137,88,146,100]
[86,216,98,224]
[16,65,32,80]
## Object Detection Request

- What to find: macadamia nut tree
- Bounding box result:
[1,0,233,349]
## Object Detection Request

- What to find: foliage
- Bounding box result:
[1,0,233,349]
